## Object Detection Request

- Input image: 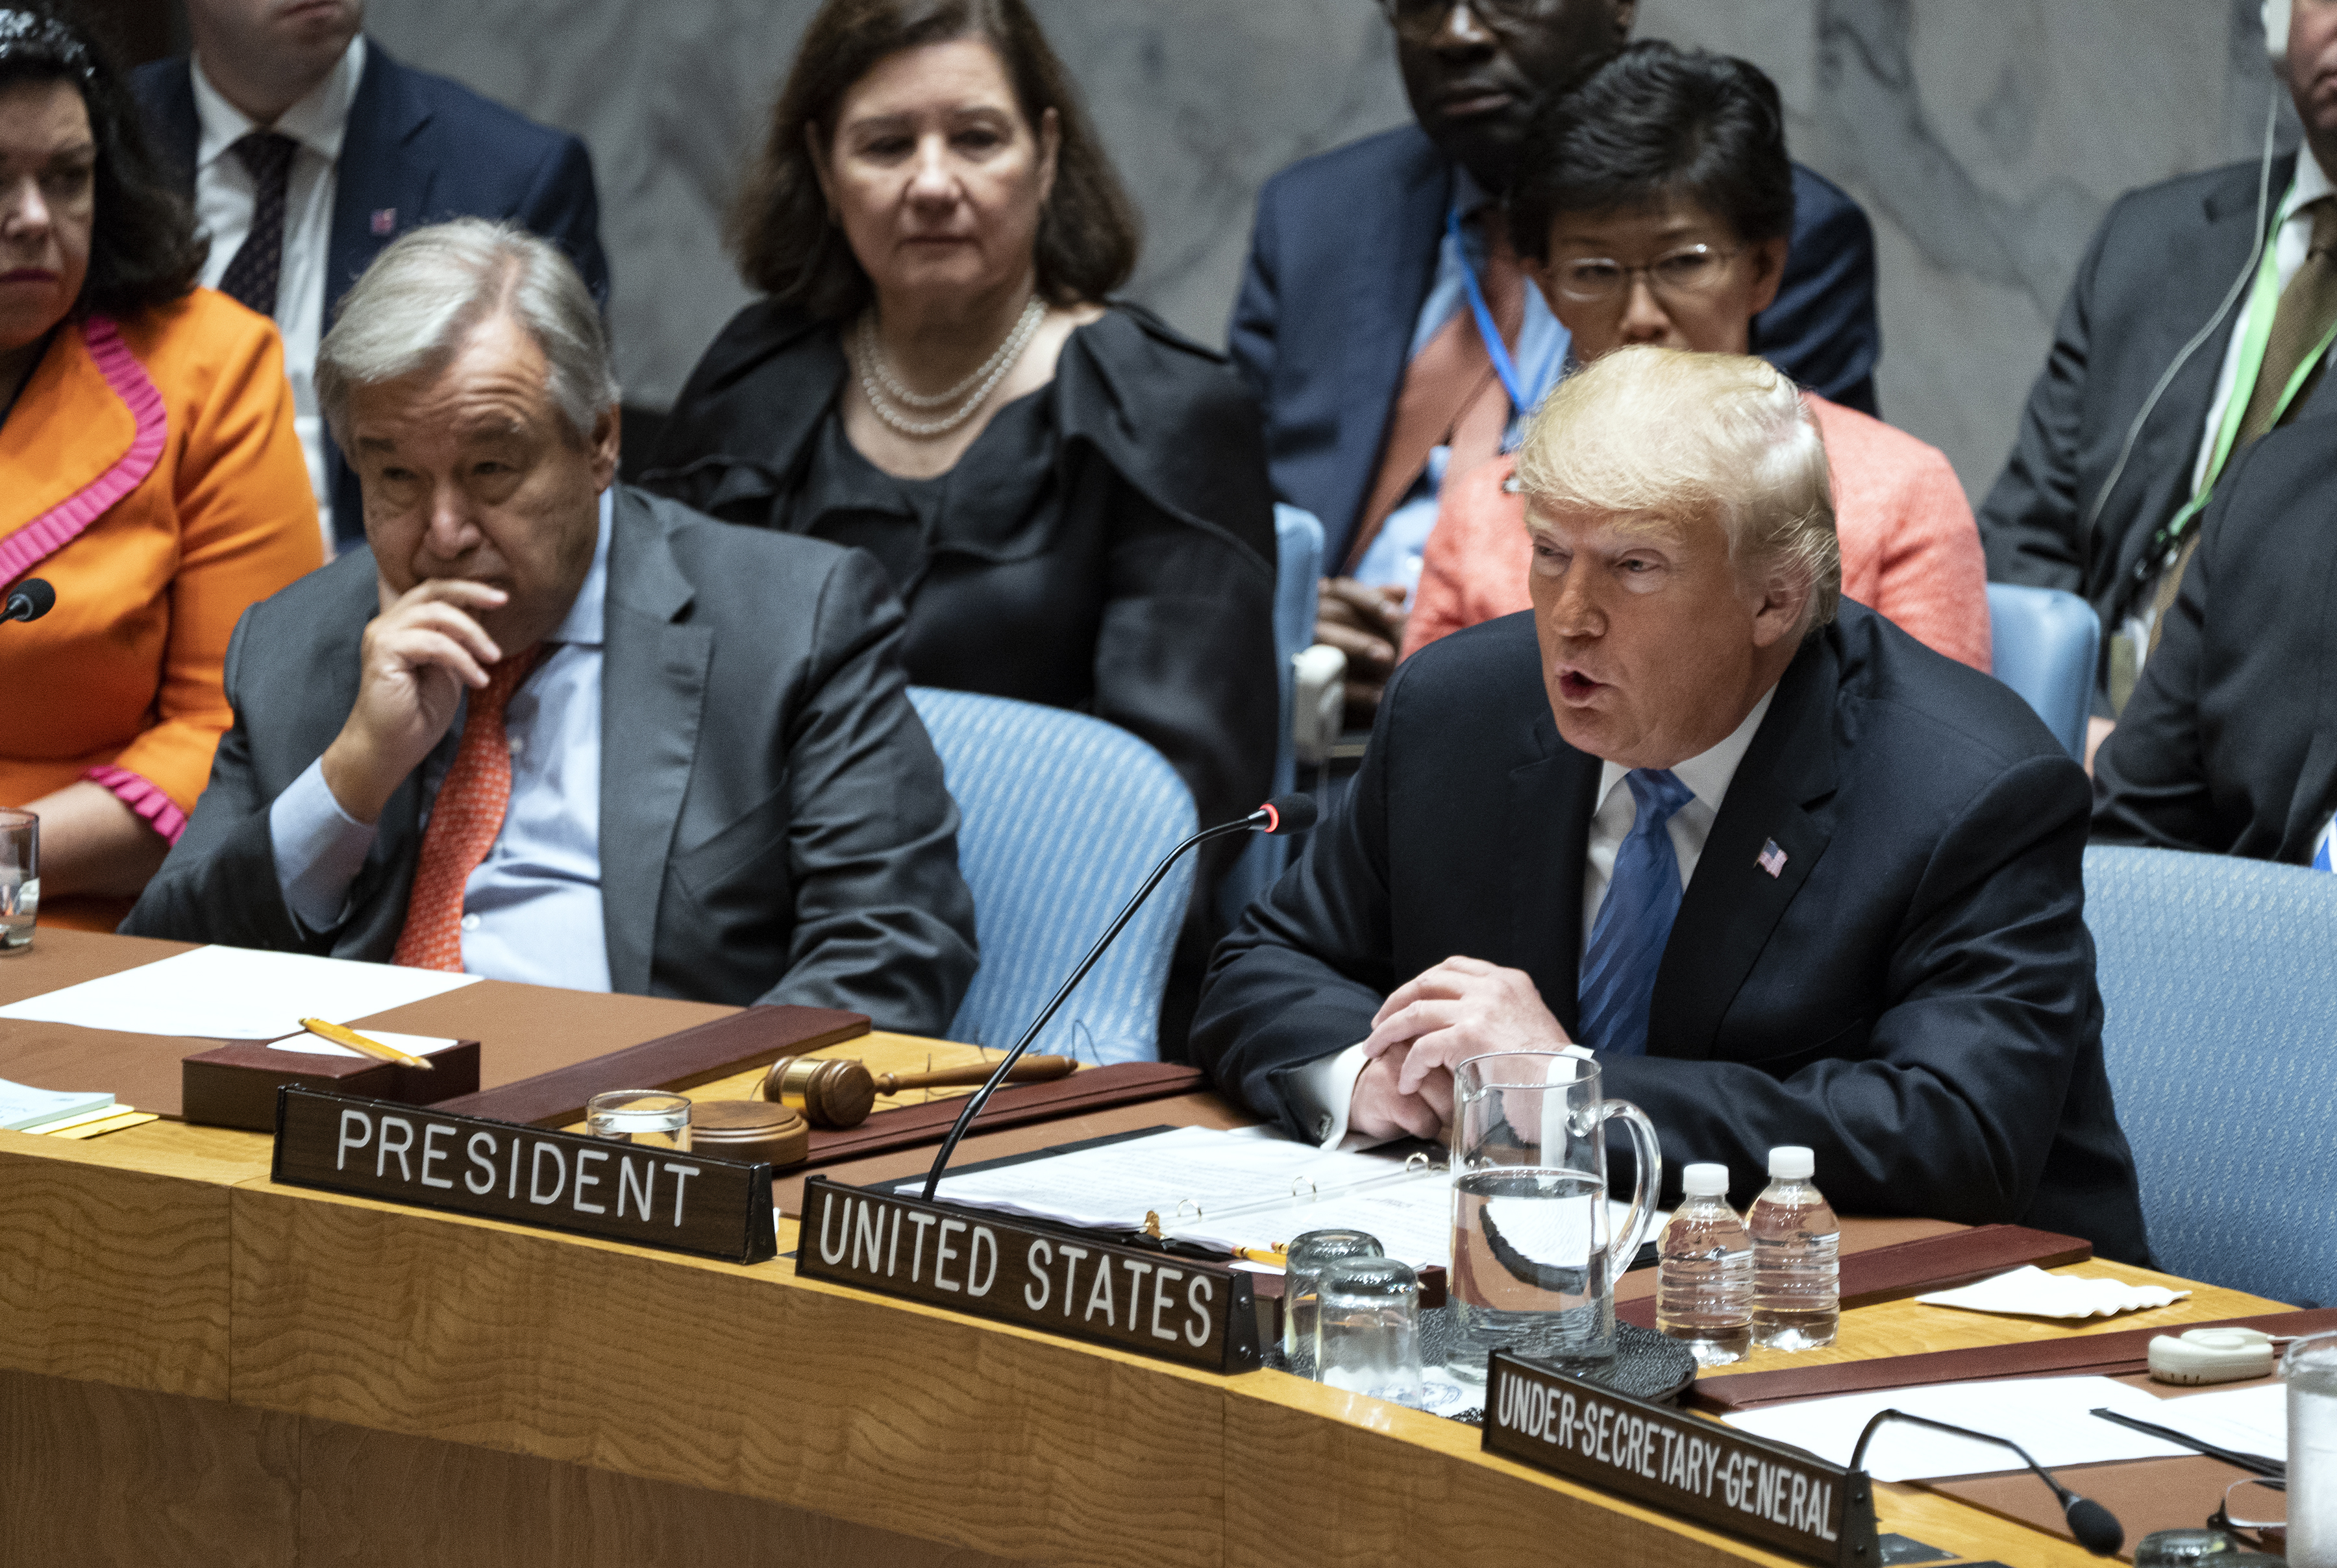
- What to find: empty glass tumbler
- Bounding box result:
[585,1090,693,1152]
[1312,1255,1424,1404]
[1283,1228,1385,1363]
[2288,1330,2337,1568]
[0,809,36,954]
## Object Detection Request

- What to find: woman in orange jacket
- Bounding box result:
[1,8,320,931]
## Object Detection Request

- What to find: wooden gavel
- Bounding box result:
[762,1053,1076,1130]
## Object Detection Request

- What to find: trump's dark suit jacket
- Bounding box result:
[2094,413,2337,861]
[1981,153,2337,706]
[124,487,979,1035]
[1191,603,2150,1263]
[1227,124,1883,567]
[132,41,611,546]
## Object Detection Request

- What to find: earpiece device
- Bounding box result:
[2147,1326,2278,1385]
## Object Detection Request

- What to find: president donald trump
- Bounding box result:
[1192,347,2148,1262]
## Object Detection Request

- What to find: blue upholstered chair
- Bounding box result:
[1217,503,1326,925]
[1987,583,2099,761]
[2083,845,2337,1305]
[908,687,1197,1064]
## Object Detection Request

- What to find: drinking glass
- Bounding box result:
[1283,1228,1383,1363]
[1313,1255,1422,1403]
[0,809,36,954]
[585,1090,692,1152]
[1446,1051,1661,1375]
[2286,1329,2337,1567]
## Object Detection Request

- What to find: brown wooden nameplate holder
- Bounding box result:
[271,1084,777,1264]
[1483,1351,1882,1566]
[182,1038,482,1132]
[1692,1305,2337,1414]
[1619,1224,2092,1330]
[799,1062,1206,1167]
[795,1174,1263,1374]
[430,1004,869,1127]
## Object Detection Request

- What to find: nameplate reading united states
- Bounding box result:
[795,1176,1262,1373]
[271,1086,778,1264]
[1482,1351,1881,1566]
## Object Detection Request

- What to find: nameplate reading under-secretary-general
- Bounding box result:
[270,1085,778,1264]
[795,1176,1263,1373]
[1482,1351,1881,1566]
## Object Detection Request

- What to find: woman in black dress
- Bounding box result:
[644,0,1278,1046]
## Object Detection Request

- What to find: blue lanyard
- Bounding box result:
[1448,204,1533,413]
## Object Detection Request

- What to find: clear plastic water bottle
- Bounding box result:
[1750,1145,1838,1351]
[1655,1162,1753,1366]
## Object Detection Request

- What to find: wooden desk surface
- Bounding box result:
[0,933,2290,1567]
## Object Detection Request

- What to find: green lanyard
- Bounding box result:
[2158,180,2337,553]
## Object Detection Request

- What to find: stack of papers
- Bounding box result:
[0,945,481,1039]
[1725,1376,2202,1481]
[0,1077,114,1132]
[1916,1265,2190,1319]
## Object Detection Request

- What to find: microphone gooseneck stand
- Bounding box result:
[1849,1408,2124,1556]
[919,796,1317,1202]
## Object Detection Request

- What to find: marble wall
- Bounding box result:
[369,0,2292,498]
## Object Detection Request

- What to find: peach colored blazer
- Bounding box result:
[1403,393,1991,672]
[0,290,322,929]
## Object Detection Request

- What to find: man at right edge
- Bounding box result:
[1981,0,2337,765]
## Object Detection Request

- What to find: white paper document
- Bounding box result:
[1724,1377,2199,1482]
[920,1124,1663,1271]
[1916,1264,2190,1319]
[2147,1382,2289,1464]
[264,1031,464,1060]
[0,1077,114,1133]
[0,945,482,1040]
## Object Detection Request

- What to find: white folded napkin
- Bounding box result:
[1916,1264,2189,1320]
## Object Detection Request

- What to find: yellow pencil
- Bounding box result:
[299,1016,432,1070]
[1232,1245,1289,1267]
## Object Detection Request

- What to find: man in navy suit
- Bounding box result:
[1235,0,1880,717]
[131,0,609,552]
[1191,347,2147,1263]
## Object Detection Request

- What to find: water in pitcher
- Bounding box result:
[1448,1169,1613,1368]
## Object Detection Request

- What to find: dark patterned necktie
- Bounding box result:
[217,130,299,319]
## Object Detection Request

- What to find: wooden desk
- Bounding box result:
[0,933,2290,1567]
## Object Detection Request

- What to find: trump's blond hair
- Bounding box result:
[1513,346,1840,634]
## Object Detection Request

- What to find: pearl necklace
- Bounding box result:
[854,296,1046,439]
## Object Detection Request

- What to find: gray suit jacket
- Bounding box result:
[1980,153,2337,706]
[124,486,979,1035]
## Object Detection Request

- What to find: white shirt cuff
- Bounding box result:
[1290,1042,1373,1149]
[267,756,378,933]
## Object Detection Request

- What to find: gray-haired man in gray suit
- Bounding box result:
[126,219,978,1033]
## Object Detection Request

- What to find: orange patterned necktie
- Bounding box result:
[391,646,548,972]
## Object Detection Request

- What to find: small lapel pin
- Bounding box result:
[370,208,397,236]
[1757,839,1788,877]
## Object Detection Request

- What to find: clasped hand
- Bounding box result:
[319,579,509,825]
[1349,956,1574,1141]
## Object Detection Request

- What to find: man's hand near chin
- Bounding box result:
[320,578,510,826]
[1346,955,1578,1141]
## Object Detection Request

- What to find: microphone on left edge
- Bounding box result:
[2,579,54,625]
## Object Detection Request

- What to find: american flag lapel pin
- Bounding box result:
[371,208,397,236]
[1757,839,1788,877]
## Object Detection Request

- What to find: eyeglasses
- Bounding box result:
[1548,244,1744,304]
[1376,0,1554,37]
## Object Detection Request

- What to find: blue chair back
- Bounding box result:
[1987,583,2098,760]
[908,687,1197,1064]
[1217,504,1325,925]
[2084,845,2337,1305]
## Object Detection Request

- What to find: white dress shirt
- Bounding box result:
[191,36,365,552]
[1294,685,1779,1147]
[267,489,614,990]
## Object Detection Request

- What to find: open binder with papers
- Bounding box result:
[895,1123,1661,1272]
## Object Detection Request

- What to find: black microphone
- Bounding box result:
[1850,1409,2123,1556]
[2,578,54,624]
[919,794,1317,1200]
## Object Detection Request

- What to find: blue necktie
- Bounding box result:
[1578,768,1696,1057]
